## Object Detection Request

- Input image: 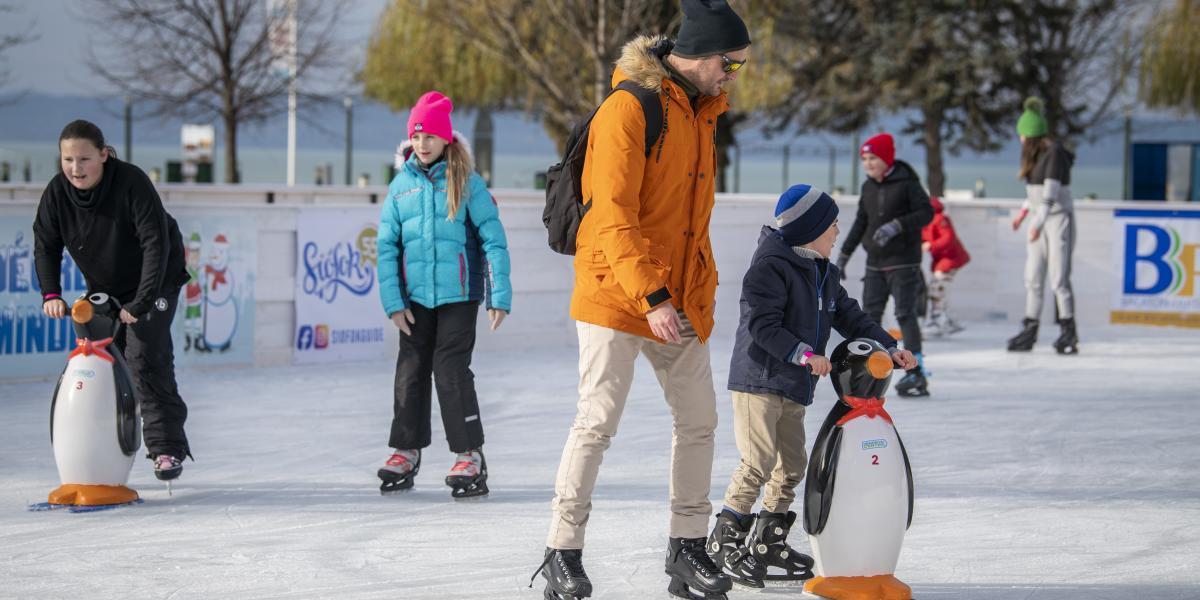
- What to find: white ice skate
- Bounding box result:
[378,449,420,495]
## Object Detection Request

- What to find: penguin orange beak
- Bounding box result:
[867,351,893,379]
[71,299,93,324]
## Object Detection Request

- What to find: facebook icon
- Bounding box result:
[297,325,314,350]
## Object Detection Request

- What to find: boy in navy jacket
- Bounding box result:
[707,184,916,586]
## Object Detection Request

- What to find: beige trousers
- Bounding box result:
[722,391,808,515]
[546,318,718,549]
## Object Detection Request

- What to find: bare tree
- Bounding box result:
[436,0,678,148]
[0,2,38,95]
[85,0,348,183]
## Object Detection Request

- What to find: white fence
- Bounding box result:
[1,182,1194,374]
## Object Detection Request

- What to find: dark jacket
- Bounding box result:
[1026,140,1074,186]
[841,159,933,269]
[728,227,897,406]
[33,158,189,316]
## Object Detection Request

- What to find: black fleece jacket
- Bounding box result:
[33,158,189,316]
[840,160,933,269]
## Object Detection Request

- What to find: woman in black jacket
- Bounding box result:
[34,120,192,480]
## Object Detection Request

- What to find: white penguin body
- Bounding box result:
[802,339,913,600]
[808,411,909,577]
[52,350,138,485]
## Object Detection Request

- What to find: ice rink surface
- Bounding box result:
[2,323,1199,599]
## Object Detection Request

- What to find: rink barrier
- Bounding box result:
[1,183,1196,373]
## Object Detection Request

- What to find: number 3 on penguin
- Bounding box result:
[74,380,83,390]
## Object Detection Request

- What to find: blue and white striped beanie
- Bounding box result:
[774,184,838,245]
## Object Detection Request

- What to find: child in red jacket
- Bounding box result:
[921,196,970,336]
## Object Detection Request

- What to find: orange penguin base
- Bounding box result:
[48,484,139,506]
[804,574,912,600]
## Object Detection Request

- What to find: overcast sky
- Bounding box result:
[1,0,390,96]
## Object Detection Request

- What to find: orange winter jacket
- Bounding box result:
[570,35,729,342]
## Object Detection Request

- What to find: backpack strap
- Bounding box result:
[612,80,665,158]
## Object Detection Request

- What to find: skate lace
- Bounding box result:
[449,453,479,476]
[528,549,586,588]
[386,452,413,467]
[674,538,721,576]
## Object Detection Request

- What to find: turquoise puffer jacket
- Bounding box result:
[377,139,512,315]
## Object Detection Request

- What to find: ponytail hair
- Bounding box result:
[443,140,473,221]
[1017,135,1049,181]
[59,119,118,160]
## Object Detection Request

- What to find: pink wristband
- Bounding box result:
[43,293,61,300]
[800,351,814,366]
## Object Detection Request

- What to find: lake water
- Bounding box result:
[0,141,1124,200]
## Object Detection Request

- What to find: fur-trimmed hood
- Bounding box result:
[394,130,475,169]
[613,35,671,92]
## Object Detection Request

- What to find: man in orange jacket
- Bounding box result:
[535,2,750,599]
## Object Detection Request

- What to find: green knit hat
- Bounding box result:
[1016,96,1048,138]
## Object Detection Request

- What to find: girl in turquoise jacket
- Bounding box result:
[375,91,511,499]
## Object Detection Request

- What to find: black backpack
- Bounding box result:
[543,80,665,255]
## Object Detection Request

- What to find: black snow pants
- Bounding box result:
[113,285,190,459]
[862,265,924,356]
[389,301,485,454]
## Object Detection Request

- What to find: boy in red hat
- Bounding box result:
[836,132,933,397]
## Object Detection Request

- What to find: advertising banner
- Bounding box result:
[1111,209,1200,329]
[293,208,386,363]
[0,213,256,379]
[173,214,257,366]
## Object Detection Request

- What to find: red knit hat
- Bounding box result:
[860,133,895,167]
[407,91,454,143]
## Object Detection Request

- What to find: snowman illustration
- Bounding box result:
[202,233,238,352]
[183,232,205,351]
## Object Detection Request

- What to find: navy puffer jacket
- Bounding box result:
[728,227,896,405]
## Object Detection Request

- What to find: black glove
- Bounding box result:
[834,253,850,281]
[872,219,902,246]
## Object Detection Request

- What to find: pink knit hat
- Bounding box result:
[407,91,454,143]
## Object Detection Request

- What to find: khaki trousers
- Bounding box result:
[546,318,718,549]
[722,391,808,515]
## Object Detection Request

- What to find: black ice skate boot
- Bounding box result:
[666,537,732,600]
[531,548,592,600]
[1007,318,1038,352]
[378,449,420,495]
[748,511,814,581]
[706,510,766,588]
[1053,317,1078,355]
[445,449,488,499]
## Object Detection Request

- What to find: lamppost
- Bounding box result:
[344,96,353,186]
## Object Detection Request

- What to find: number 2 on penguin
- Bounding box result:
[871,454,879,465]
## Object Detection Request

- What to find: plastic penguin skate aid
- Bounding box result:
[45,293,141,509]
[802,339,913,600]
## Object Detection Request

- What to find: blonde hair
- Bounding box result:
[444,141,472,221]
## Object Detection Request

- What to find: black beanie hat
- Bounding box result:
[673,0,751,58]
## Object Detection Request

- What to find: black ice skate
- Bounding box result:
[706,510,765,588]
[1053,318,1078,355]
[445,449,488,499]
[1007,318,1038,352]
[531,547,592,600]
[378,449,420,495]
[894,369,930,398]
[666,537,732,600]
[153,454,183,481]
[749,511,814,581]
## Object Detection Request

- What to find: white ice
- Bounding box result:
[2,322,1199,599]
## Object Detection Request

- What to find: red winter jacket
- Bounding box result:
[921,197,970,272]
